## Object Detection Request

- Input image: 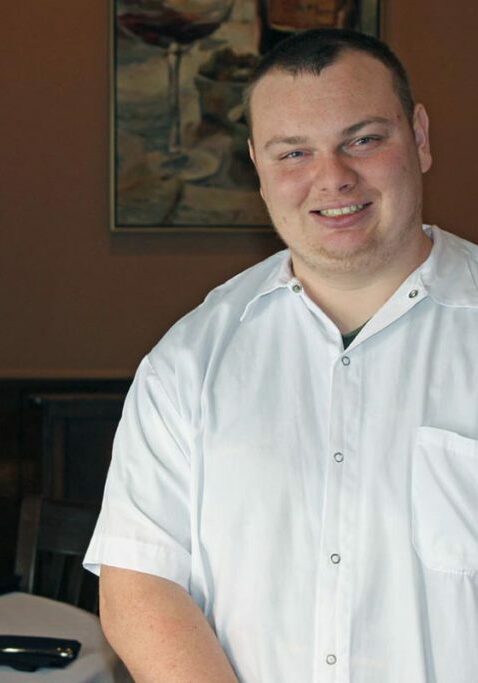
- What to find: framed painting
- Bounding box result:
[111,0,382,233]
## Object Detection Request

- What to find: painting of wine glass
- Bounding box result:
[111,0,381,232]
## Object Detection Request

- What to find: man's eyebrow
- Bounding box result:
[263,135,310,151]
[341,117,393,137]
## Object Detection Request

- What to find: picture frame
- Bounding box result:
[110,0,382,233]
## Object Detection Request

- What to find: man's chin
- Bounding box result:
[292,240,380,277]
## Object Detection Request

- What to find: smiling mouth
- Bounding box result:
[316,203,371,217]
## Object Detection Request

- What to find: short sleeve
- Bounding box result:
[83,355,192,591]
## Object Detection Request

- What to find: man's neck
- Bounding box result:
[292,234,433,334]
[305,278,400,333]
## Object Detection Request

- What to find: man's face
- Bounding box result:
[248,51,432,282]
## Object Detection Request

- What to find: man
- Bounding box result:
[85,29,478,683]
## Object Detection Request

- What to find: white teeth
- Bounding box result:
[319,204,365,217]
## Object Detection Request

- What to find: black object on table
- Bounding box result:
[0,635,81,672]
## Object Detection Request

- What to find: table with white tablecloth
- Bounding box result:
[0,592,133,683]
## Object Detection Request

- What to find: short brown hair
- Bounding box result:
[245,29,415,130]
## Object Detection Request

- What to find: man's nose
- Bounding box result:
[313,154,358,193]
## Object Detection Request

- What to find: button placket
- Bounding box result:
[315,356,349,677]
[316,350,361,679]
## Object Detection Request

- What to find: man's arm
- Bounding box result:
[99,565,239,683]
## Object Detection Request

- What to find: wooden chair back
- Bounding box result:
[15,495,100,612]
[29,393,124,503]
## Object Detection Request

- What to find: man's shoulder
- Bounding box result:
[432,225,478,273]
[201,248,288,311]
[149,249,288,362]
[425,225,478,307]
[436,225,478,255]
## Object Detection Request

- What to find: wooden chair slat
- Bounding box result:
[14,495,100,612]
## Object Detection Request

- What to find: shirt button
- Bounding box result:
[291,283,302,293]
[330,553,341,564]
[341,356,351,366]
[333,451,344,463]
[326,654,337,665]
[408,289,419,298]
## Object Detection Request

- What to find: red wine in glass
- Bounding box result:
[117,1,235,178]
[119,7,223,47]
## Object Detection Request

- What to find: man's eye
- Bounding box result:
[354,135,381,146]
[280,150,305,160]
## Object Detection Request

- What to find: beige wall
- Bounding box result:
[2,1,477,378]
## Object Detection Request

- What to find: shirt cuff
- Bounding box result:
[83,535,191,592]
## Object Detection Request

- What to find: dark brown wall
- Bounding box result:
[2,1,477,379]
[386,2,478,244]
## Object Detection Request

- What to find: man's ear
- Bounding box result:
[248,139,264,200]
[248,138,256,166]
[413,103,432,174]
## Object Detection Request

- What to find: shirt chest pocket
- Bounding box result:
[412,426,478,575]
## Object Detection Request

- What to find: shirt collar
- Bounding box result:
[240,225,478,322]
[239,250,294,321]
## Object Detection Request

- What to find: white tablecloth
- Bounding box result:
[0,592,133,683]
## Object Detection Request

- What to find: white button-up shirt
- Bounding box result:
[85,226,478,683]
